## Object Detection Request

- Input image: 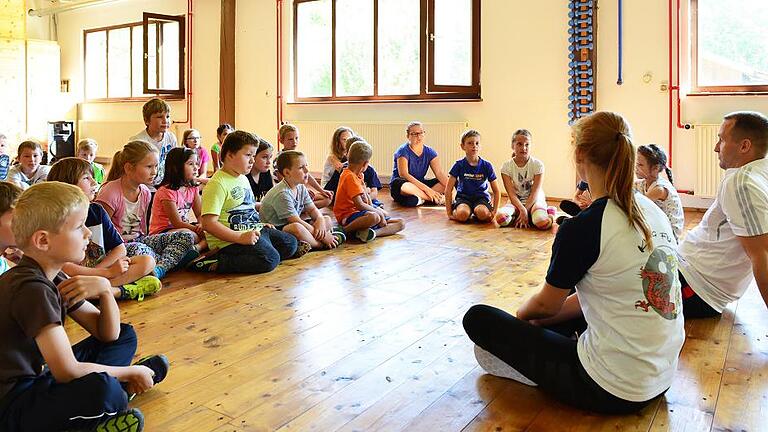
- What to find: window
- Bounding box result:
[83,14,185,101]
[692,0,768,93]
[293,0,480,102]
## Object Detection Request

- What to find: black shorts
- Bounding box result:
[453,194,492,211]
[390,177,440,207]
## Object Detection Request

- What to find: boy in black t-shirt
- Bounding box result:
[0,182,169,432]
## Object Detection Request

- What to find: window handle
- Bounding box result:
[429,33,435,41]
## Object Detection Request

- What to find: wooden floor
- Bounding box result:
[65,196,768,432]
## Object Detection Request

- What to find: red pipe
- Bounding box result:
[276,0,284,148]
[667,0,674,167]
[172,0,193,127]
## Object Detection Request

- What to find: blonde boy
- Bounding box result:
[6,140,50,190]
[334,141,405,242]
[260,150,345,251]
[130,98,177,185]
[0,181,22,275]
[76,138,106,185]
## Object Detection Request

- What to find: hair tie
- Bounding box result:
[615,132,623,141]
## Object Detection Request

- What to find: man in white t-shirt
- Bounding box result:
[130,98,177,186]
[677,111,768,317]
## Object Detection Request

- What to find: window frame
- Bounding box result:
[291,0,481,103]
[690,0,768,94]
[82,15,185,103]
[143,12,186,96]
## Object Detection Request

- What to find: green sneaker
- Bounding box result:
[120,276,162,302]
[355,228,376,243]
[93,408,144,432]
[331,230,346,246]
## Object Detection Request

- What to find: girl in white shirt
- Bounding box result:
[635,144,684,240]
[463,112,685,414]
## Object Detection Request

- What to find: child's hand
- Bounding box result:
[375,210,388,227]
[320,189,334,199]
[236,230,260,245]
[57,275,112,306]
[321,230,339,248]
[123,365,155,395]
[311,219,326,240]
[105,258,130,278]
[193,224,205,237]
[514,208,529,229]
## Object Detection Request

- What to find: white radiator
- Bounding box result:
[694,124,723,198]
[284,120,469,181]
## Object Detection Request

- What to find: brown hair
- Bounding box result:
[331,126,354,161]
[572,111,653,248]
[461,129,481,144]
[512,129,532,142]
[142,98,171,123]
[0,181,22,214]
[182,128,200,147]
[637,144,674,185]
[406,121,423,135]
[48,157,93,185]
[723,111,768,157]
[106,140,158,182]
[17,140,42,157]
[275,150,304,176]
[348,140,372,165]
[221,130,259,162]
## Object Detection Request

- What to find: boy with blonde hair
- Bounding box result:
[0,181,22,275]
[334,141,405,242]
[76,138,106,185]
[130,98,177,185]
[0,182,169,431]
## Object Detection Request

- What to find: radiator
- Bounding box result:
[694,124,723,198]
[284,121,469,181]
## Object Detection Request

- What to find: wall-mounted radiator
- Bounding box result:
[694,124,723,198]
[285,121,469,182]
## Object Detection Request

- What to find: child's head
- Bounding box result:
[347,140,373,168]
[511,129,532,159]
[331,126,354,161]
[221,130,259,175]
[406,121,425,145]
[106,140,159,185]
[12,182,90,263]
[253,137,274,174]
[460,129,481,157]
[182,128,202,150]
[636,144,673,184]
[275,150,307,185]
[572,111,652,247]
[0,181,22,249]
[0,133,8,156]
[48,157,97,201]
[160,147,198,190]
[345,135,364,153]
[17,141,43,173]
[216,123,234,144]
[76,138,98,163]
[142,98,171,133]
[278,124,299,150]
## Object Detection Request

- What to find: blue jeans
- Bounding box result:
[216,227,298,273]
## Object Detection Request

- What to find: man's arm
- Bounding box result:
[738,233,768,309]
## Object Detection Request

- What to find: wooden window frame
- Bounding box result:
[83,16,185,103]
[292,0,481,103]
[143,12,186,96]
[690,0,768,94]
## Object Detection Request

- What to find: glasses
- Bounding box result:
[409,131,426,137]
[187,136,201,141]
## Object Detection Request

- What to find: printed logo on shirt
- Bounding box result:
[634,246,680,320]
[463,173,486,181]
[226,186,262,232]
[517,172,533,194]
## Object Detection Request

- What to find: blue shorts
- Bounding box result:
[342,210,390,227]
[452,194,492,211]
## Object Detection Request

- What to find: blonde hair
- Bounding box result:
[572,111,652,248]
[142,98,171,123]
[331,126,354,161]
[106,140,158,182]
[77,138,98,153]
[278,124,298,141]
[48,157,93,185]
[12,182,89,248]
[348,140,373,165]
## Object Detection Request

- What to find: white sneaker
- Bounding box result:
[473,345,538,386]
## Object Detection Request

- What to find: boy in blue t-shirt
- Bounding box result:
[445,130,501,223]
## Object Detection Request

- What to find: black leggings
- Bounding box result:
[462,304,658,414]
[679,272,721,318]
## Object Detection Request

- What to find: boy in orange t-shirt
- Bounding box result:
[334,140,405,242]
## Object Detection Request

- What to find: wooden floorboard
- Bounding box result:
[63,196,768,431]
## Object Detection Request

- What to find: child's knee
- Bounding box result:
[454,205,471,221]
[80,373,128,411]
[130,255,155,275]
[531,208,553,230]
[474,205,491,221]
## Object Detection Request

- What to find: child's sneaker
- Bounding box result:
[133,354,170,384]
[176,249,200,269]
[355,228,376,243]
[331,229,346,246]
[93,408,144,432]
[120,276,162,302]
[292,240,312,258]
[188,248,220,272]
[473,345,537,386]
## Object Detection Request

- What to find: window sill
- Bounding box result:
[83,96,186,104]
[687,91,768,97]
[288,97,483,105]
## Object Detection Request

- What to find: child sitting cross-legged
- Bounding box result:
[334,140,405,242]
[260,150,346,252]
[0,182,169,432]
[48,157,161,302]
[445,129,501,224]
[195,131,299,273]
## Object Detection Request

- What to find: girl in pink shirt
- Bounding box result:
[182,128,211,184]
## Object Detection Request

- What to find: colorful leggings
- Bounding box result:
[125,231,195,272]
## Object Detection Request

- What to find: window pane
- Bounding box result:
[335,0,373,96]
[378,0,420,95]
[147,22,158,90]
[107,28,131,98]
[161,21,180,90]
[85,32,106,99]
[131,26,146,96]
[697,0,768,87]
[297,0,332,97]
[433,0,472,86]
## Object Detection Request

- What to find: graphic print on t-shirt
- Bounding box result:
[635,246,679,320]
[517,172,533,197]
[226,185,263,232]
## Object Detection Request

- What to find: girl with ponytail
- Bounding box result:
[96,140,196,283]
[635,144,684,240]
[463,111,684,414]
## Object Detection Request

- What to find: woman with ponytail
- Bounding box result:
[463,112,684,414]
[635,144,684,240]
